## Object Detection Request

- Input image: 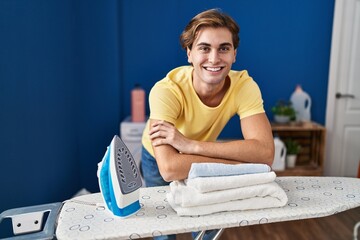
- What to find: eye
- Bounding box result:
[219,46,231,52]
[199,46,210,52]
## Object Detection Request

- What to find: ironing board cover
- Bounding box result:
[56,177,360,240]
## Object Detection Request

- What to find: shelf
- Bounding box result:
[271,121,325,131]
[271,121,326,176]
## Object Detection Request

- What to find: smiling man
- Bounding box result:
[141,8,274,186]
[140,8,274,240]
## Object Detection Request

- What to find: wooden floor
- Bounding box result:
[171,206,360,240]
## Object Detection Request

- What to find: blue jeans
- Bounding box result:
[141,146,169,188]
[140,146,221,240]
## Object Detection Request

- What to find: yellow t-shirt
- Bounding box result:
[142,66,264,156]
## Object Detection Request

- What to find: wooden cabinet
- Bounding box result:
[271,121,326,176]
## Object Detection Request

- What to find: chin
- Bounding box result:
[203,75,227,84]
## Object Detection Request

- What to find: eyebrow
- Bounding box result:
[196,42,233,48]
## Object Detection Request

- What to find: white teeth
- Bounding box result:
[205,67,221,72]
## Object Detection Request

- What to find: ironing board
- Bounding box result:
[56,176,360,240]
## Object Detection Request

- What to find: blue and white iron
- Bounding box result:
[97,135,142,218]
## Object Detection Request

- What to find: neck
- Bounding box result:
[193,77,230,107]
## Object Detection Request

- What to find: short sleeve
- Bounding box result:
[236,79,265,119]
[149,81,183,124]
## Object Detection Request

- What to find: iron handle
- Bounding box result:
[335,92,355,99]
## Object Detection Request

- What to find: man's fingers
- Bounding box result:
[151,120,166,127]
[149,130,165,140]
[149,122,171,135]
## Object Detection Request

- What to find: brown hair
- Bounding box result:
[180,9,240,50]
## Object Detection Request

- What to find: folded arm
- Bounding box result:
[149,113,274,181]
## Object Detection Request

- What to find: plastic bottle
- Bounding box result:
[131,84,145,122]
[290,85,311,122]
[271,136,286,171]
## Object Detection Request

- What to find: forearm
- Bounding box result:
[153,145,239,181]
[149,114,274,181]
[192,139,274,165]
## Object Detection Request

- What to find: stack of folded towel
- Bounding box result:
[166,163,288,216]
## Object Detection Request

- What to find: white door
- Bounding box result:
[325,0,360,177]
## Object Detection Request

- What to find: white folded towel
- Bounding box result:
[185,171,277,193]
[167,163,287,216]
[170,181,287,207]
[167,181,288,216]
[188,163,271,179]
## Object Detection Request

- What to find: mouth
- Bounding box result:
[203,66,224,72]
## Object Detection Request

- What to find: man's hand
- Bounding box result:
[149,120,196,154]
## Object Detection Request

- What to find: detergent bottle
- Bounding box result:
[271,136,286,171]
[290,85,311,122]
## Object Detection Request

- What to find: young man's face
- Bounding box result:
[187,27,237,86]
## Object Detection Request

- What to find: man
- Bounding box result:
[141,9,274,187]
[140,8,274,240]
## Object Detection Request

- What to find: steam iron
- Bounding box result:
[97,135,142,218]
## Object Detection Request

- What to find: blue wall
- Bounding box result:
[0,0,120,214]
[0,0,334,214]
[0,0,80,213]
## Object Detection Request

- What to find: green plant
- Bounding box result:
[271,100,296,120]
[285,138,301,155]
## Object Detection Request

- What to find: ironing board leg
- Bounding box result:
[211,228,224,240]
[194,230,206,240]
[194,228,224,240]
[354,221,360,240]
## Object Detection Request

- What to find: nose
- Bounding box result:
[208,50,220,64]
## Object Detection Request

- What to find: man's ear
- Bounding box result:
[233,49,237,63]
[187,47,192,64]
